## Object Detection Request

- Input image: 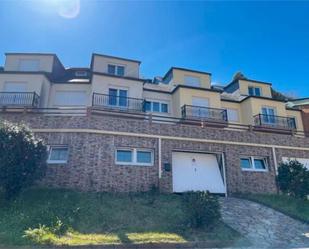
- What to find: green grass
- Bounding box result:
[0,188,241,246]
[237,193,309,223]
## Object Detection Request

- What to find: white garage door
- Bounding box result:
[172,152,226,193]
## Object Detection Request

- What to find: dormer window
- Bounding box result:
[18,59,40,71]
[75,71,87,77]
[248,86,261,96]
[107,64,125,76]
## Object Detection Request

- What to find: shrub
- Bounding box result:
[277,160,309,199]
[182,191,221,228]
[0,121,47,200]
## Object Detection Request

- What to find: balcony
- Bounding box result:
[0,92,40,107]
[181,105,228,124]
[254,114,296,130]
[92,93,144,112]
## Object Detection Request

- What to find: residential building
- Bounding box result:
[1,52,309,195]
[288,98,309,138]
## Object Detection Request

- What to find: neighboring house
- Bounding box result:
[1,52,309,195]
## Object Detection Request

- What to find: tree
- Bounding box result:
[0,121,47,200]
[277,160,309,199]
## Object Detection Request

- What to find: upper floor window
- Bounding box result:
[3,82,27,92]
[109,88,128,107]
[261,107,276,124]
[144,100,168,113]
[75,71,87,77]
[18,59,40,71]
[226,108,239,122]
[107,64,125,76]
[184,76,201,87]
[248,86,261,96]
[54,91,87,106]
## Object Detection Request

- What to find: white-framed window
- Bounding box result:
[18,59,40,71]
[226,108,239,122]
[107,64,125,76]
[248,86,261,96]
[75,71,87,77]
[54,91,87,106]
[184,76,201,87]
[240,156,268,172]
[47,145,69,164]
[144,100,169,113]
[3,82,27,92]
[108,88,128,107]
[115,148,154,166]
[261,106,276,124]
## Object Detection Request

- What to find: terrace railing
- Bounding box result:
[0,92,40,107]
[92,93,144,112]
[181,105,228,123]
[254,114,296,130]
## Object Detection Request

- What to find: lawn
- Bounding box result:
[0,188,241,247]
[237,193,309,223]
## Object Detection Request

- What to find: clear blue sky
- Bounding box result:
[0,0,309,97]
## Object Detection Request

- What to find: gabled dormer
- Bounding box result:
[224,73,272,98]
[162,67,211,89]
[91,53,141,78]
[4,53,65,75]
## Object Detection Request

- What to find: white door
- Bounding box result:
[4,82,27,92]
[192,97,209,117]
[172,152,225,193]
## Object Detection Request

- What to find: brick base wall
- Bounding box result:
[2,112,309,194]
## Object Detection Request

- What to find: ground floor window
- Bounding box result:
[240,156,268,171]
[115,148,153,166]
[47,145,69,164]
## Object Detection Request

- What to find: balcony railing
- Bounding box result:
[254,114,296,130]
[92,93,144,112]
[181,105,228,123]
[0,92,40,107]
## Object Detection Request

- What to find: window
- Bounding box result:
[47,146,69,164]
[4,82,27,92]
[116,149,132,163]
[107,64,125,76]
[116,148,153,166]
[136,150,152,164]
[261,107,276,124]
[248,86,261,96]
[240,156,268,171]
[18,59,40,71]
[226,108,239,122]
[108,88,128,107]
[184,76,201,87]
[75,71,87,77]
[54,91,87,106]
[144,100,169,113]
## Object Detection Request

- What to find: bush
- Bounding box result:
[0,121,47,200]
[277,160,309,199]
[182,191,221,229]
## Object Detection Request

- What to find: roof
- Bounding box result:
[162,67,212,82]
[91,53,141,65]
[5,52,66,72]
[224,78,272,91]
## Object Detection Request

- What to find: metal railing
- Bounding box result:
[92,93,144,112]
[181,105,228,122]
[0,92,40,107]
[254,114,297,130]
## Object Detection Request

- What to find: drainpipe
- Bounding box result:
[221,153,228,197]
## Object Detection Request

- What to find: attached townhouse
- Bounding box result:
[1,52,309,195]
